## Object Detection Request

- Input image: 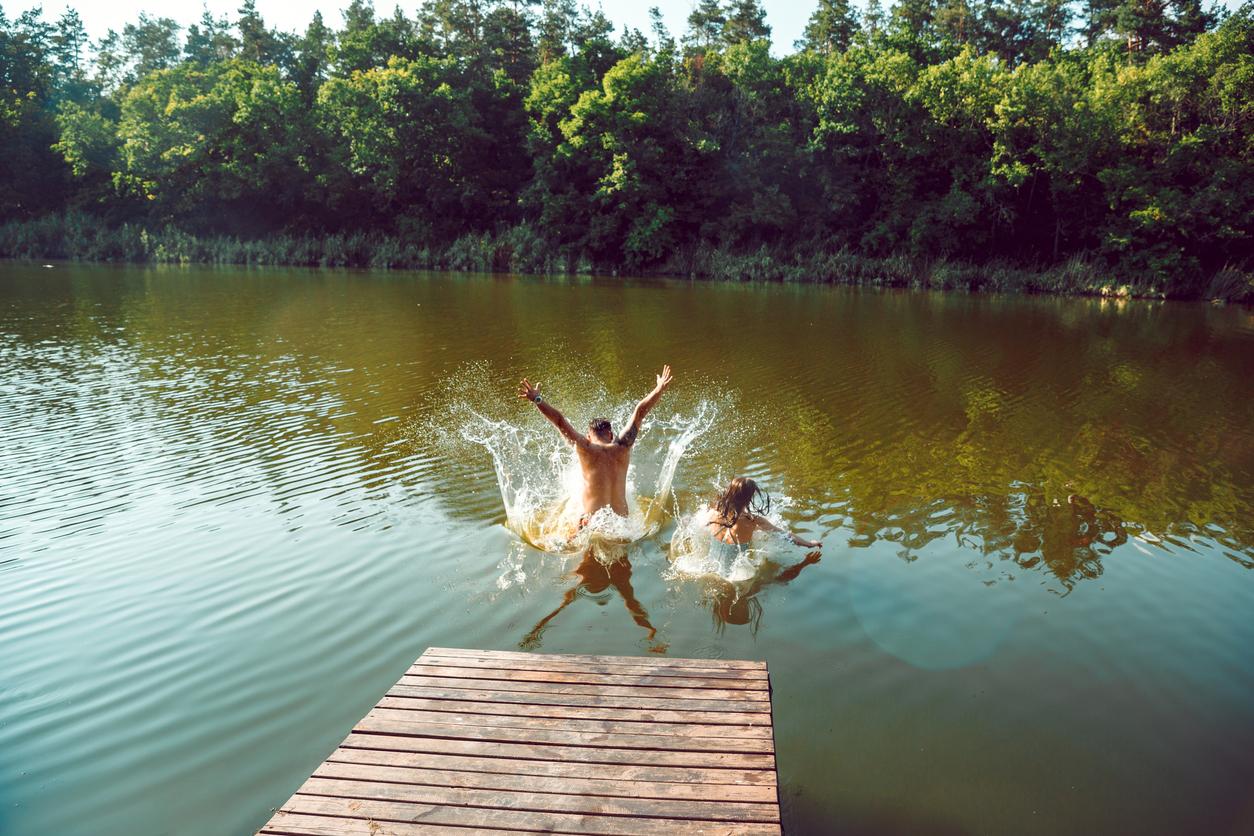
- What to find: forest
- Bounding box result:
[1,0,1250,298]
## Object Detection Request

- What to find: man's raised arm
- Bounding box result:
[518,378,585,447]
[618,365,673,448]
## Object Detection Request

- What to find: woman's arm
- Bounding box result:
[776,551,822,583]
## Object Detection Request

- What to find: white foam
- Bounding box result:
[667,497,797,584]
[458,399,719,556]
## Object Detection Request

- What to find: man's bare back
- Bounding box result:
[518,365,673,519]
[575,441,632,516]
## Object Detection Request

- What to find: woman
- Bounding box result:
[707,476,822,550]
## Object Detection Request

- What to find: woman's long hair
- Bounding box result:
[713,477,770,529]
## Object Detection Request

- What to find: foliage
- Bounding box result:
[114,59,312,232]
[0,0,1248,298]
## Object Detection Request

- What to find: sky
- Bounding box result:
[9,0,1243,58]
[5,1,818,56]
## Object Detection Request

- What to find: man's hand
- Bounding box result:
[517,378,540,402]
[519,377,582,445]
[619,365,672,449]
[654,364,673,393]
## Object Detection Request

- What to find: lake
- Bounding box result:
[1,263,1252,835]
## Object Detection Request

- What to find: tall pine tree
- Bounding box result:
[801,0,859,53]
[724,0,772,44]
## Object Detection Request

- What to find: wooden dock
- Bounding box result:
[258,646,781,835]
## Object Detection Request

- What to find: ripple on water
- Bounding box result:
[1,270,1252,836]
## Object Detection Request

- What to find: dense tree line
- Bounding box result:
[0,0,1250,296]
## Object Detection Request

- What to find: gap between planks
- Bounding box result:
[325,747,777,787]
[395,676,771,703]
[375,695,772,727]
[313,760,778,802]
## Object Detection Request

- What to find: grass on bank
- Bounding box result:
[1,214,1249,303]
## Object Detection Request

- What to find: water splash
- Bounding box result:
[437,365,721,555]
[666,494,797,584]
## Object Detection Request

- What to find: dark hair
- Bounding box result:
[588,418,612,438]
[714,477,770,528]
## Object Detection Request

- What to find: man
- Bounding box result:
[516,365,673,524]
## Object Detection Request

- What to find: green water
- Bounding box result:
[1,264,1252,835]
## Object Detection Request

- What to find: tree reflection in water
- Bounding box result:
[1015,493,1128,587]
[851,487,1137,592]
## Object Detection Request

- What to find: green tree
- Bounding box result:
[699,40,808,245]
[568,6,621,78]
[905,47,1008,255]
[1095,11,1252,286]
[292,12,333,103]
[375,6,423,61]
[184,10,238,68]
[547,52,695,266]
[537,0,578,62]
[800,0,860,53]
[332,0,382,74]
[977,0,1062,63]
[484,1,538,83]
[93,30,127,91]
[0,8,68,217]
[0,0,1242,294]
[724,0,772,44]
[50,9,92,101]
[1115,0,1217,54]
[317,55,516,237]
[121,14,182,80]
[865,0,886,36]
[934,0,977,45]
[236,0,289,66]
[115,60,312,230]
[989,52,1119,259]
[685,0,726,53]
[53,101,120,208]
[892,0,939,43]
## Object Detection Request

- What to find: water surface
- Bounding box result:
[1,264,1252,835]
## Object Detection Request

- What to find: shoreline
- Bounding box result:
[2,216,1249,304]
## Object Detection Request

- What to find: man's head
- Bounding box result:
[587,418,614,444]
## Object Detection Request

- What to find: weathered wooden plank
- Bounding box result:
[367,706,774,740]
[376,695,773,727]
[355,713,776,753]
[387,683,771,713]
[417,653,770,681]
[259,649,782,836]
[425,646,766,670]
[406,664,769,692]
[326,747,777,788]
[341,731,776,770]
[297,776,780,823]
[396,675,771,702]
[259,811,521,835]
[313,760,778,803]
[282,794,783,835]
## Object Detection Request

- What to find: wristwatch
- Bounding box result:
[533,394,543,404]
